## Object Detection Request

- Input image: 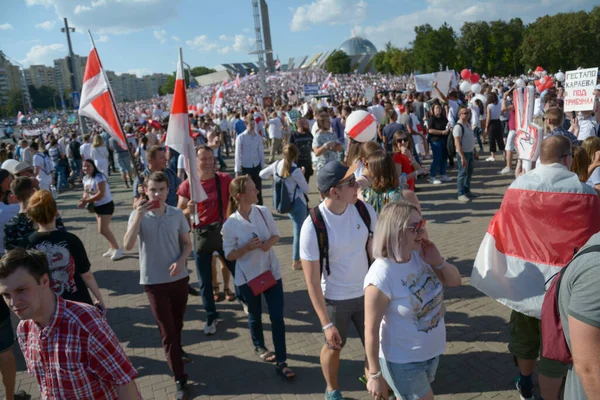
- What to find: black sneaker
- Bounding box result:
[14,390,31,400]
[514,377,534,400]
[187,285,199,296]
[175,380,189,400]
[466,192,480,198]
[181,349,193,364]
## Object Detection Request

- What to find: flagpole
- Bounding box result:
[87,30,144,186]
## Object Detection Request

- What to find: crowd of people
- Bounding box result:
[0,68,599,400]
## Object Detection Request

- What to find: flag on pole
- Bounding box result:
[79,35,127,149]
[212,85,224,114]
[321,73,332,90]
[165,48,207,208]
[235,73,240,89]
[275,59,281,71]
[16,112,24,126]
[470,168,600,318]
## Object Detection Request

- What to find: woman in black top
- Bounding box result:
[23,189,105,312]
[426,103,450,183]
[288,117,314,183]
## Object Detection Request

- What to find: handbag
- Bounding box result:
[241,208,277,296]
[86,202,96,214]
[193,174,224,253]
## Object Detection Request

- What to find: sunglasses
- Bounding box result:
[406,218,426,234]
[396,137,409,143]
[336,176,356,188]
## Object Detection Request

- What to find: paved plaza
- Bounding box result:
[3,152,533,400]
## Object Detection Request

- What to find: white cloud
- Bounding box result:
[97,35,109,42]
[171,36,180,42]
[0,23,13,30]
[243,28,251,33]
[34,20,56,30]
[218,47,231,55]
[218,34,253,53]
[186,35,218,52]
[20,43,65,67]
[127,68,152,78]
[352,0,599,51]
[290,0,367,31]
[154,29,167,44]
[24,0,179,35]
[219,34,233,41]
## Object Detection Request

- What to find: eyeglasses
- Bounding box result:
[336,176,356,188]
[396,137,408,143]
[406,219,426,234]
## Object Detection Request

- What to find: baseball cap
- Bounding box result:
[317,161,358,194]
[1,160,32,176]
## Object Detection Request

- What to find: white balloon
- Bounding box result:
[555,72,565,82]
[345,110,377,143]
[471,83,482,94]
[459,81,471,94]
[516,78,526,88]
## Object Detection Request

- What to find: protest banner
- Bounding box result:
[364,88,375,102]
[414,71,457,98]
[303,83,319,96]
[564,67,598,112]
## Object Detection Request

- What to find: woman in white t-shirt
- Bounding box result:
[78,159,124,261]
[91,135,110,177]
[221,176,295,380]
[364,201,461,400]
[259,144,310,271]
[484,92,504,162]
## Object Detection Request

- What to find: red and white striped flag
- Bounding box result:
[211,85,224,114]
[165,49,207,206]
[471,167,600,318]
[235,73,240,89]
[16,111,24,126]
[79,33,127,149]
[321,73,332,90]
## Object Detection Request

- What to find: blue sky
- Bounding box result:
[0,0,596,77]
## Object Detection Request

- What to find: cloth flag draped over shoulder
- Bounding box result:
[79,33,127,149]
[16,112,24,126]
[165,48,207,208]
[470,166,600,318]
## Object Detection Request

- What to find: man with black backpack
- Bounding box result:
[299,161,377,400]
[67,133,82,184]
[453,106,478,203]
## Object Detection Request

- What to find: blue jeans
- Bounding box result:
[456,152,474,196]
[380,356,439,400]
[56,164,69,190]
[239,279,287,363]
[289,199,307,261]
[68,158,82,180]
[194,249,238,325]
[428,139,447,178]
[474,127,484,151]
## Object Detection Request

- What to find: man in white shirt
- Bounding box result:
[300,161,377,400]
[30,142,53,191]
[235,115,265,205]
[267,113,283,163]
[80,135,92,160]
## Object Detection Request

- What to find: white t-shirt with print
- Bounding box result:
[33,153,53,190]
[364,254,446,364]
[82,174,112,206]
[300,201,377,301]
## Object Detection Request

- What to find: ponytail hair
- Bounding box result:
[227,175,251,217]
[281,144,298,178]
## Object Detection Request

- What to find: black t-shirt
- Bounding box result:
[427,116,449,142]
[4,213,66,252]
[69,141,81,160]
[289,131,314,163]
[24,230,93,305]
[0,297,9,322]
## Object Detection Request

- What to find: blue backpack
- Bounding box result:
[273,162,297,213]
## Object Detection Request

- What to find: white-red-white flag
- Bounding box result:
[235,73,240,89]
[16,111,24,126]
[321,73,332,90]
[165,49,207,206]
[79,34,127,149]
[212,85,224,114]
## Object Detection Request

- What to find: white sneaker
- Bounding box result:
[439,175,452,182]
[485,156,496,162]
[429,177,442,185]
[111,248,124,261]
[499,167,513,175]
[204,320,218,335]
[102,249,115,258]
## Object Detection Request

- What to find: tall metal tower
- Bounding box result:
[250,0,268,98]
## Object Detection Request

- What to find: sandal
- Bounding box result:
[224,288,235,302]
[213,285,222,302]
[292,260,302,270]
[255,347,276,363]
[276,362,295,381]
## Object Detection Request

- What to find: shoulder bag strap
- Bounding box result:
[214,173,223,222]
[554,244,600,302]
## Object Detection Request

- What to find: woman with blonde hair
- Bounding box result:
[582,136,600,193]
[222,176,295,380]
[91,134,110,177]
[260,144,310,270]
[24,190,106,312]
[364,201,461,400]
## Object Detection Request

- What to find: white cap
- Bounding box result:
[595,84,600,91]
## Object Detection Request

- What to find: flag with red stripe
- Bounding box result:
[165,48,207,205]
[471,164,600,318]
[79,36,126,149]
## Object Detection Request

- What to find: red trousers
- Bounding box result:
[144,276,189,381]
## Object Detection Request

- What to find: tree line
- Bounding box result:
[372,7,600,76]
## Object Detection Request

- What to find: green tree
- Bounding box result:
[29,85,58,110]
[191,66,216,76]
[390,48,415,75]
[324,50,351,74]
[159,74,176,95]
[0,90,23,117]
[412,23,458,73]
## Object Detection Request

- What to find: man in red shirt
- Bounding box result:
[0,248,140,399]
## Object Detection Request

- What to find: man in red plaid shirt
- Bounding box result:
[0,248,141,399]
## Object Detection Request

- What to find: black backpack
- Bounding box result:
[69,141,81,160]
[309,200,373,277]
[447,123,464,157]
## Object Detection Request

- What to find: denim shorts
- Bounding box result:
[380,356,439,400]
[0,317,15,353]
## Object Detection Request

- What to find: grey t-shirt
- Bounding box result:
[399,114,412,131]
[452,122,475,153]
[558,232,600,400]
[129,205,190,285]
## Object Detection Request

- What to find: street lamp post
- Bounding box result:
[61,17,87,133]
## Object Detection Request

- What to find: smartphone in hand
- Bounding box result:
[147,198,160,210]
